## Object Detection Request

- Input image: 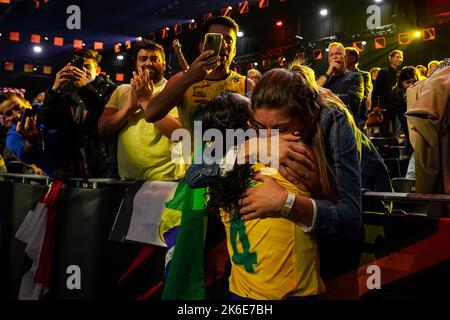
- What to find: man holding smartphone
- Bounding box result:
[135,16,254,135]
[40,48,117,178]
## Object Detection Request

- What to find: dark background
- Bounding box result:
[1,0,449,101]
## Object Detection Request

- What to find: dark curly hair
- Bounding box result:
[202,93,254,216]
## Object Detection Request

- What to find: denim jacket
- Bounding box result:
[185,106,363,237]
[314,106,362,236]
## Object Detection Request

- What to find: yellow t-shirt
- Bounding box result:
[107,79,182,181]
[221,163,325,299]
[179,71,247,135]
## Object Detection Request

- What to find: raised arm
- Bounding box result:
[140,50,219,122]
[172,39,189,71]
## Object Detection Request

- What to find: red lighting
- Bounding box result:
[276,20,283,28]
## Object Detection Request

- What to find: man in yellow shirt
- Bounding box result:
[98,40,182,181]
[136,16,254,134]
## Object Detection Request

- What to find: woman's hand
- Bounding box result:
[277,134,321,196]
[238,173,288,221]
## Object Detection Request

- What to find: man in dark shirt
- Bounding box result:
[317,42,363,122]
[345,47,371,128]
[371,49,403,136]
[41,49,118,177]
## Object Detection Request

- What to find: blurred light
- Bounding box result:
[33,45,42,53]
[165,27,170,31]
[414,31,421,38]
[254,62,258,66]
[0,33,2,37]
[374,0,382,3]
[325,48,329,52]
[33,67,37,71]
[190,19,195,23]
[362,41,367,45]
[276,20,283,28]
[228,6,232,10]
[320,9,328,16]
[82,42,86,46]
[137,36,143,41]
[117,55,124,60]
[237,31,244,37]
[44,36,49,40]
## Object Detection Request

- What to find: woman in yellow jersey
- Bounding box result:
[188,90,336,300]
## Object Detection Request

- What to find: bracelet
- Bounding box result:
[280,191,296,217]
[323,73,331,79]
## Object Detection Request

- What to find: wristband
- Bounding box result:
[280,191,296,217]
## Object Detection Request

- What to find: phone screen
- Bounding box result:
[203,33,222,56]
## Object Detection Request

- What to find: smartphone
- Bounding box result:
[203,33,223,56]
[70,55,85,70]
[19,108,37,124]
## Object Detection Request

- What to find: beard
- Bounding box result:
[141,66,163,82]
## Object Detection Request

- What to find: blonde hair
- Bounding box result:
[328,42,345,51]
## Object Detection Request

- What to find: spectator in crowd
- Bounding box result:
[172,39,189,71]
[40,48,117,178]
[317,42,364,125]
[138,16,254,135]
[99,40,183,181]
[427,60,440,77]
[416,65,427,79]
[366,67,381,111]
[392,66,419,150]
[370,67,381,83]
[247,69,262,85]
[371,49,403,136]
[0,92,45,175]
[405,59,450,215]
[345,46,371,128]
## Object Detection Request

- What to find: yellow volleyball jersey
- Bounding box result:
[220,163,325,300]
[178,71,247,135]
